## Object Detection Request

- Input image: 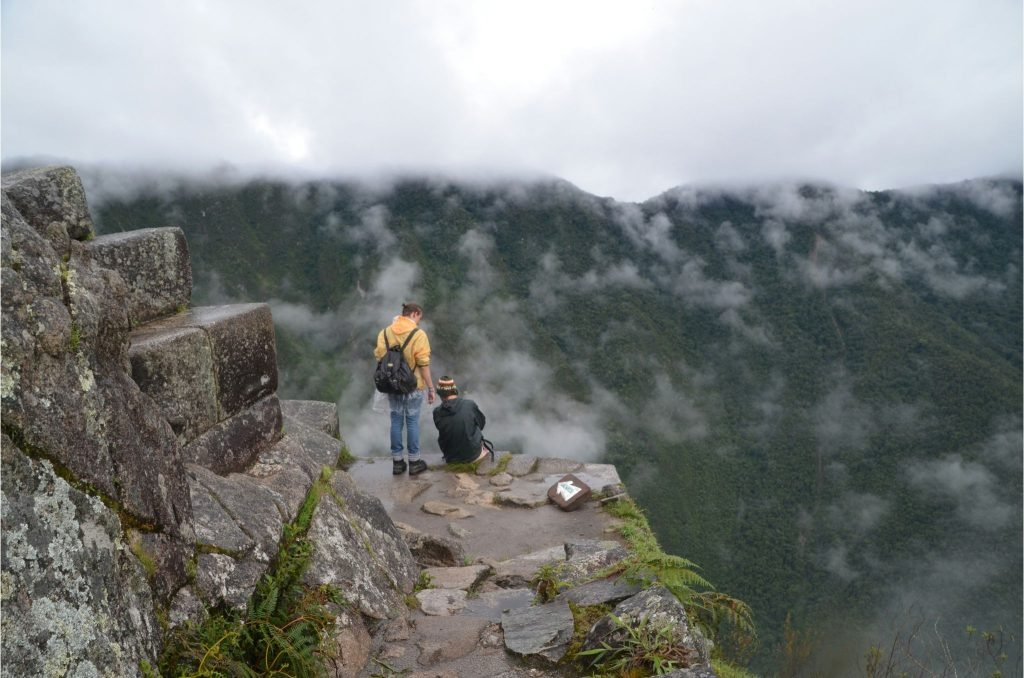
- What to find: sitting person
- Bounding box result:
[432,375,491,464]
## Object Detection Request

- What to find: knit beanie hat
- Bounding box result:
[436,375,459,398]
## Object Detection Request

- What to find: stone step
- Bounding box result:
[128,303,281,473]
[88,227,192,325]
[280,399,340,439]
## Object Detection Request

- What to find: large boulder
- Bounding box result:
[1,181,195,597]
[88,227,192,325]
[581,586,712,672]
[2,166,94,249]
[1,438,161,675]
[304,471,419,620]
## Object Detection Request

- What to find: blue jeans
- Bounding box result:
[389,390,424,461]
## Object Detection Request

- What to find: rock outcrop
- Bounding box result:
[1,165,717,678]
[0,167,420,676]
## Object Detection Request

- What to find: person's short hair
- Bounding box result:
[402,302,423,317]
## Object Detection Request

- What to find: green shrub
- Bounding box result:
[159,470,344,676]
[576,613,701,676]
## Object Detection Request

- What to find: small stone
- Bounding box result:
[384,616,412,641]
[493,486,550,509]
[462,490,498,508]
[489,472,514,487]
[422,564,491,590]
[448,524,471,539]
[421,501,473,519]
[505,455,538,477]
[479,622,504,648]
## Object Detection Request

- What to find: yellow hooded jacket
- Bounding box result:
[374,315,431,390]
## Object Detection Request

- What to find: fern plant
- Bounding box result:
[160,467,345,677]
[602,496,756,660]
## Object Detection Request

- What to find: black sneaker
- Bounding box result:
[392,459,407,475]
[408,459,428,476]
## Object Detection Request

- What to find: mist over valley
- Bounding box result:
[88,168,1022,674]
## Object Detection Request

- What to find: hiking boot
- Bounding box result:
[408,459,428,476]
[392,459,407,475]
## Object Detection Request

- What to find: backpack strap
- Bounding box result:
[399,327,419,352]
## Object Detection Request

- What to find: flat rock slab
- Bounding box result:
[490,545,565,587]
[493,478,551,508]
[488,472,514,487]
[503,455,539,477]
[534,458,583,475]
[387,481,432,504]
[414,616,488,665]
[89,227,191,325]
[280,399,340,438]
[501,598,574,663]
[561,540,631,585]
[245,434,320,522]
[554,577,643,607]
[447,524,471,539]
[422,501,473,519]
[348,453,623,567]
[188,476,253,553]
[416,588,468,616]
[463,588,535,622]
[422,564,490,591]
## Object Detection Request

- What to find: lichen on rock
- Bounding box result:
[1,440,161,675]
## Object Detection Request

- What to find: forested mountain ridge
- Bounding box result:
[90,170,1022,674]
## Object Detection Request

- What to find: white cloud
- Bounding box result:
[813,378,876,454]
[4,0,1019,202]
[828,491,890,534]
[906,454,1015,530]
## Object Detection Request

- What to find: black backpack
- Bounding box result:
[374,328,420,395]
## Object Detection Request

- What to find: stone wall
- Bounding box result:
[0,166,419,676]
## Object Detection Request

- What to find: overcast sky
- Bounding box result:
[2,0,1021,201]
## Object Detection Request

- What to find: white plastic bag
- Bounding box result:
[372,390,390,414]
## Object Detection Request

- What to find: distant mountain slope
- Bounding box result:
[90,170,1022,674]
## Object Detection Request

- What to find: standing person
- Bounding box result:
[432,376,491,464]
[375,303,435,475]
